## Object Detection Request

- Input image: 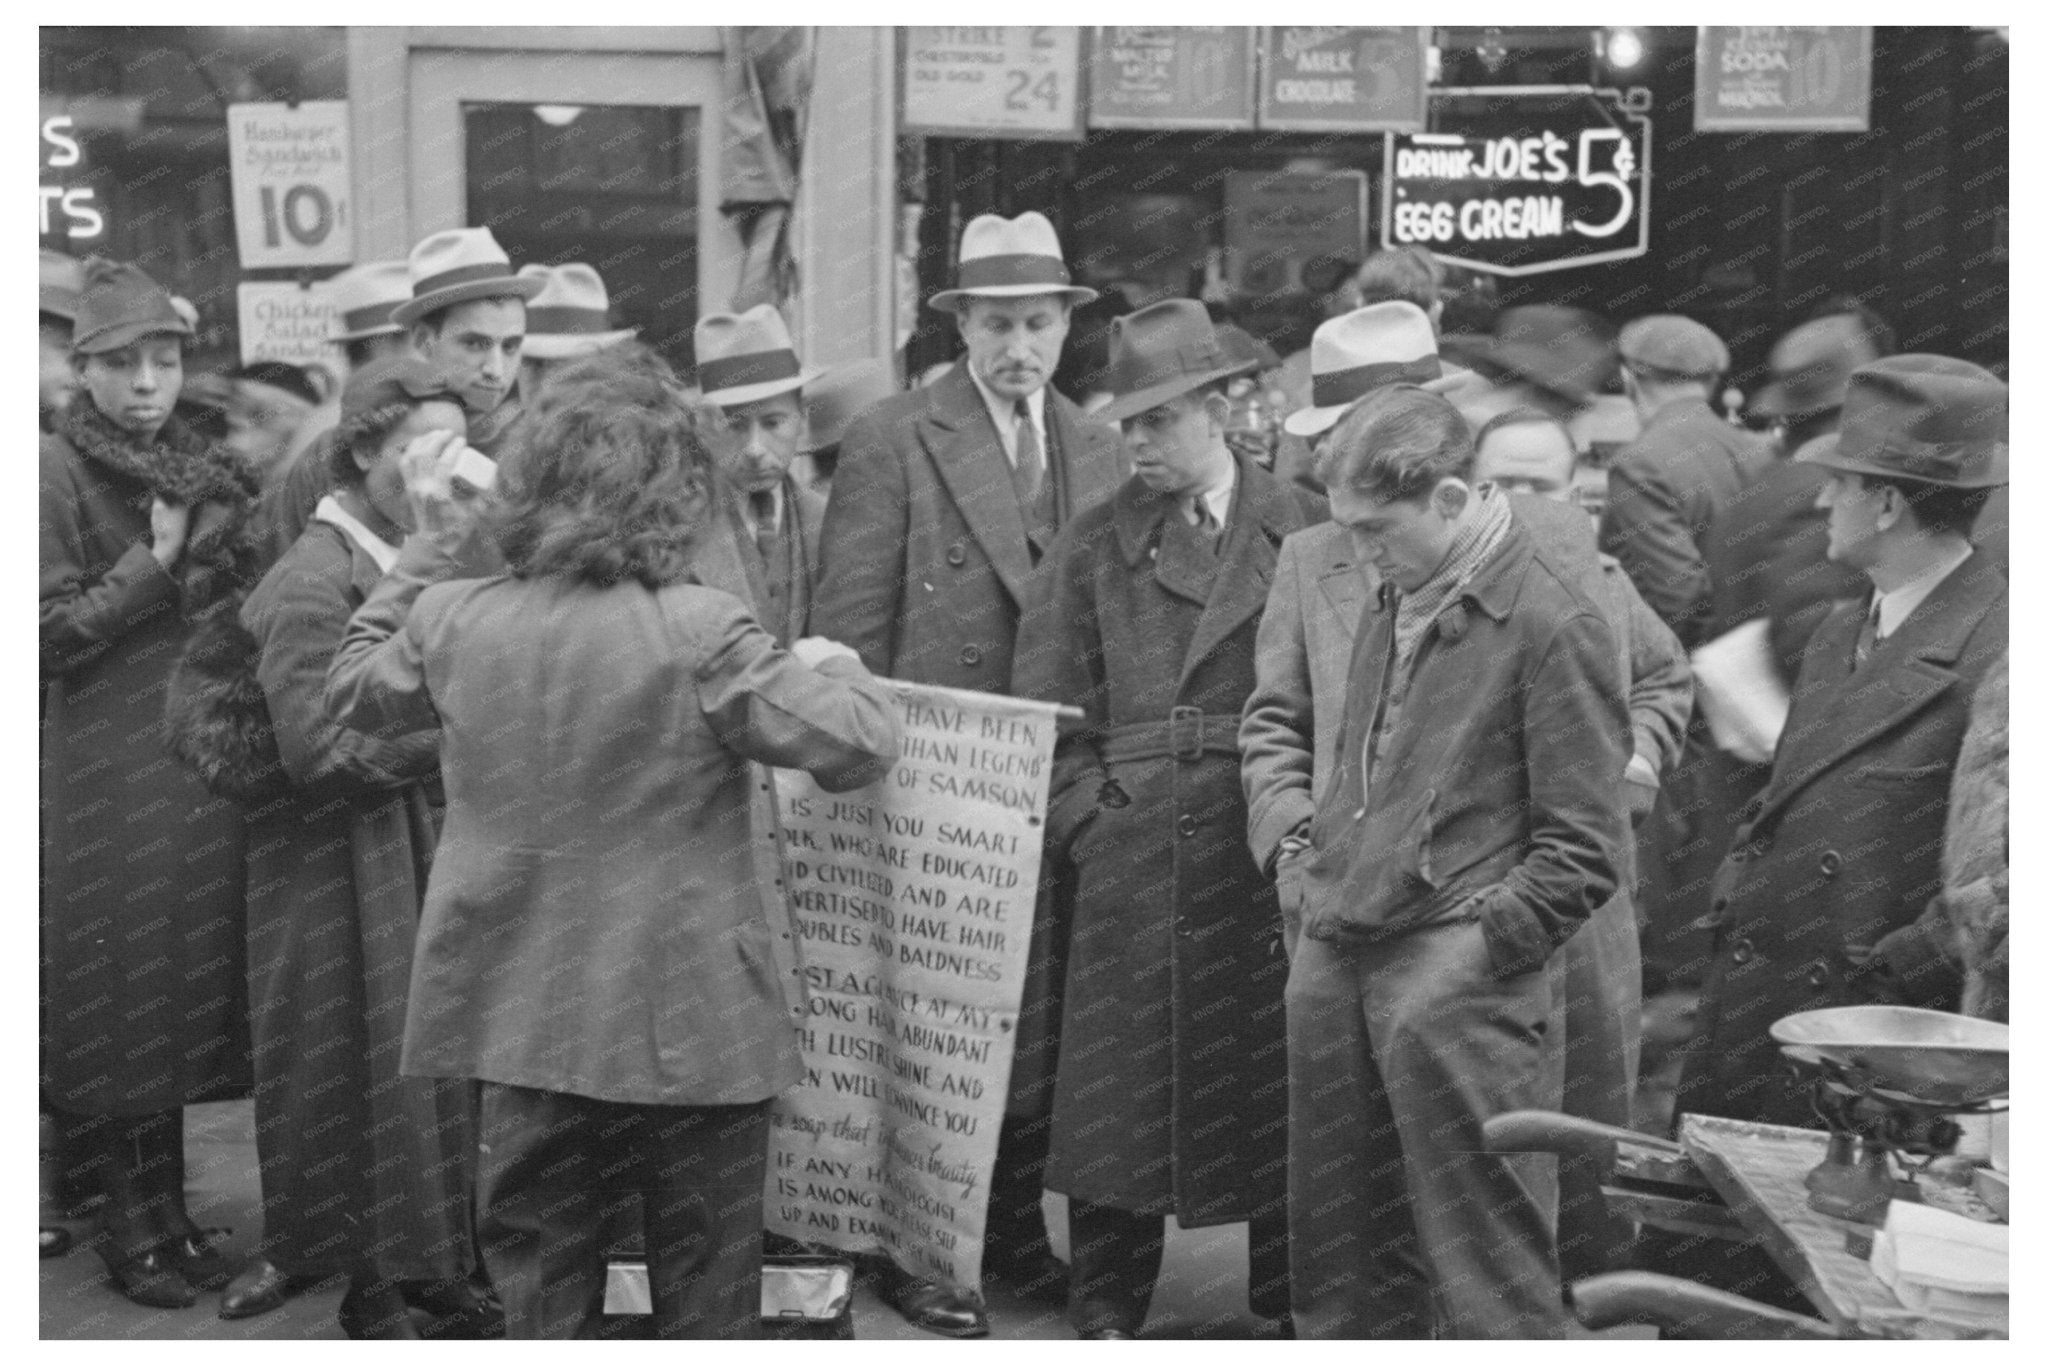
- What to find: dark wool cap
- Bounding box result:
[71,257,193,355]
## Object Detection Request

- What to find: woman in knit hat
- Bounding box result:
[40,257,262,1310]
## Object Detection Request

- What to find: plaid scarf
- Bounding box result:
[1389,484,1512,677]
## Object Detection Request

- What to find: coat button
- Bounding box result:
[1730,938,1754,964]
[1176,916,1191,935]
[1711,894,1730,915]
[959,644,982,666]
[1806,960,1831,989]
[946,542,968,567]
[1178,814,1198,837]
[1818,850,1842,878]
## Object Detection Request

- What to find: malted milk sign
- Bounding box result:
[901,28,1085,141]
[1382,88,1650,277]
[1694,27,1873,132]
[1256,27,1427,132]
[226,101,352,268]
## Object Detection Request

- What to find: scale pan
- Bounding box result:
[1771,1006,2008,1106]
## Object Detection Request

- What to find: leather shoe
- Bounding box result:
[97,1242,198,1309]
[165,1227,236,1291]
[339,1281,424,1340]
[1080,1328,1136,1339]
[40,1226,72,1259]
[219,1257,298,1320]
[876,1265,989,1338]
[407,1278,506,1340]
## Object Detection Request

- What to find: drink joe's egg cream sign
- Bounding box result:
[1383,87,1650,277]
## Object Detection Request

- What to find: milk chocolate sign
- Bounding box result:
[1382,89,1650,277]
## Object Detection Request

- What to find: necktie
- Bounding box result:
[1852,598,1881,672]
[1187,494,1222,553]
[749,489,779,564]
[1011,399,1052,543]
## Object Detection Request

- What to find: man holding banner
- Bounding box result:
[1017,300,1321,1339]
[811,211,1120,1336]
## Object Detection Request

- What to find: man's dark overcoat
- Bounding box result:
[810,363,1121,1114]
[1016,455,1322,1226]
[1676,553,2007,1128]
[40,428,251,1115]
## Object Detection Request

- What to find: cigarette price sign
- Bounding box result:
[901,28,1084,141]
[1382,88,1650,278]
[227,101,353,268]
[1695,27,1872,132]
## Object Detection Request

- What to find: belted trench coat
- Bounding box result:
[1016,455,1323,1225]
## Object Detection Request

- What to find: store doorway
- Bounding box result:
[408,48,735,370]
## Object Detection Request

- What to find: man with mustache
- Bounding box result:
[810,210,1122,1338]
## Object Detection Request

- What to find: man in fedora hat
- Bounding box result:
[392,226,544,459]
[693,304,825,648]
[515,262,638,404]
[1676,355,2008,1131]
[327,261,415,375]
[1269,383,1629,1338]
[252,231,539,567]
[1015,300,1319,1340]
[811,210,1122,1336]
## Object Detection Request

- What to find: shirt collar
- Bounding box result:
[1186,458,1237,527]
[312,494,400,572]
[740,480,785,534]
[1873,543,1973,638]
[967,364,1047,459]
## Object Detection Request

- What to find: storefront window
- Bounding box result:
[40,27,347,370]
[464,102,700,366]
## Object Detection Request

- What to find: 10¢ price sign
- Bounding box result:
[226,102,353,269]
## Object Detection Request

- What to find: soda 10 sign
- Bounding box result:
[1382,89,1650,276]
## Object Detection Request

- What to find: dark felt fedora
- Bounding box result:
[70,257,193,355]
[41,249,84,322]
[1095,299,1256,423]
[1796,354,2007,489]
[1751,313,1881,420]
[1471,305,1616,407]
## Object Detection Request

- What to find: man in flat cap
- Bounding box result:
[810,211,1122,1337]
[1600,314,1771,649]
[1676,355,2008,1130]
[1015,300,1320,1339]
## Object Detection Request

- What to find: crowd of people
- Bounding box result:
[38,208,2008,1340]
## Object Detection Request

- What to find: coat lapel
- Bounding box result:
[1756,560,2005,827]
[687,480,758,606]
[1048,392,1122,524]
[1179,459,1302,690]
[1312,532,1373,644]
[921,368,1035,607]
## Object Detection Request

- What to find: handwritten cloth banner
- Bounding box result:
[766,681,1063,1291]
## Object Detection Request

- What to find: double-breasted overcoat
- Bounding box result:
[1676,553,2007,1127]
[1016,455,1322,1226]
[810,364,1121,1115]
